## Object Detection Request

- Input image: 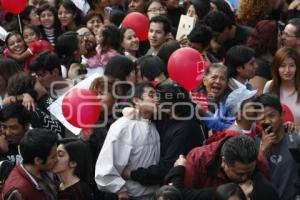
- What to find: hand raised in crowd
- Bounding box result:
[178,34,189,47]
[283,121,297,133]
[118,191,129,200]
[122,166,131,180]
[174,155,186,167]
[260,126,277,157]
[288,0,300,10]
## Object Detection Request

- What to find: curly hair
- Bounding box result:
[237,0,270,25]
[247,20,278,56]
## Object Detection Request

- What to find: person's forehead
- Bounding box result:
[3,118,22,126]
[77,27,91,34]
[150,22,164,30]
[261,106,280,115]
[232,161,256,171]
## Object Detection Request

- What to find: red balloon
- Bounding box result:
[122,12,149,41]
[62,89,101,129]
[168,47,208,90]
[1,0,28,14]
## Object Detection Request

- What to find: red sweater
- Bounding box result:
[184,131,270,188]
[2,164,53,200]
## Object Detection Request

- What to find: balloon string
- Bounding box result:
[18,14,22,33]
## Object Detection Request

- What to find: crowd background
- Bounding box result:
[0,0,300,199]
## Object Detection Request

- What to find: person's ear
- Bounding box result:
[69,161,77,168]
[132,97,139,106]
[221,156,226,169]
[236,65,244,73]
[203,76,208,86]
[51,68,60,76]
[34,157,44,166]
[24,123,30,132]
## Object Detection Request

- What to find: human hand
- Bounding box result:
[22,93,36,111]
[260,126,276,156]
[121,166,131,180]
[118,191,129,200]
[174,155,186,167]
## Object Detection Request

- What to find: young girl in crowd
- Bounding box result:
[94,24,120,68]
[145,0,167,20]
[84,11,103,35]
[53,139,93,200]
[37,3,62,45]
[57,0,83,31]
[20,5,40,26]
[22,25,54,51]
[120,27,140,61]
[4,26,54,71]
[264,47,300,126]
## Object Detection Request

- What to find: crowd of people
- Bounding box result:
[0,0,300,199]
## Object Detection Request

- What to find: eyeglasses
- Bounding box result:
[147,8,166,13]
[281,31,298,38]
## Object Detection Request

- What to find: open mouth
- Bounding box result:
[210,85,222,93]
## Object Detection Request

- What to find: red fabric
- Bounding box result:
[190,91,209,112]
[2,165,46,200]
[281,103,294,123]
[184,131,270,188]
[28,40,54,63]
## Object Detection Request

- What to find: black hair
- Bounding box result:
[20,5,36,25]
[0,103,31,126]
[5,32,25,49]
[109,10,126,27]
[57,0,83,27]
[225,45,255,78]
[23,25,42,39]
[84,11,104,24]
[7,72,38,101]
[288,18,300,37]
[157,83,193,117]
[104,55,135,96]
[37,3,62,44]
[213,183,247,200]
[204,11,233,33]
[254,93,283,115]
[137,55,164,81]
[221,135,258,166]
[187,25,212,48]
[150,15,172,34]
[101,24,121,51]
[58,138,92,182]
[145,0,166,12]
[189,0,210,20]
[29,51,62,75]
[157,40,180,76]
[130,82,154,101]
[104,55,135,81]
[0,57,22,85]
[210,0,236,24]
[55,31,79,68]
[153,185,182,200]
[20,128,58,164]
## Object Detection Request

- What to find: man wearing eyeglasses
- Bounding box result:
[281,18,300,54]
[76,27,102,70]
